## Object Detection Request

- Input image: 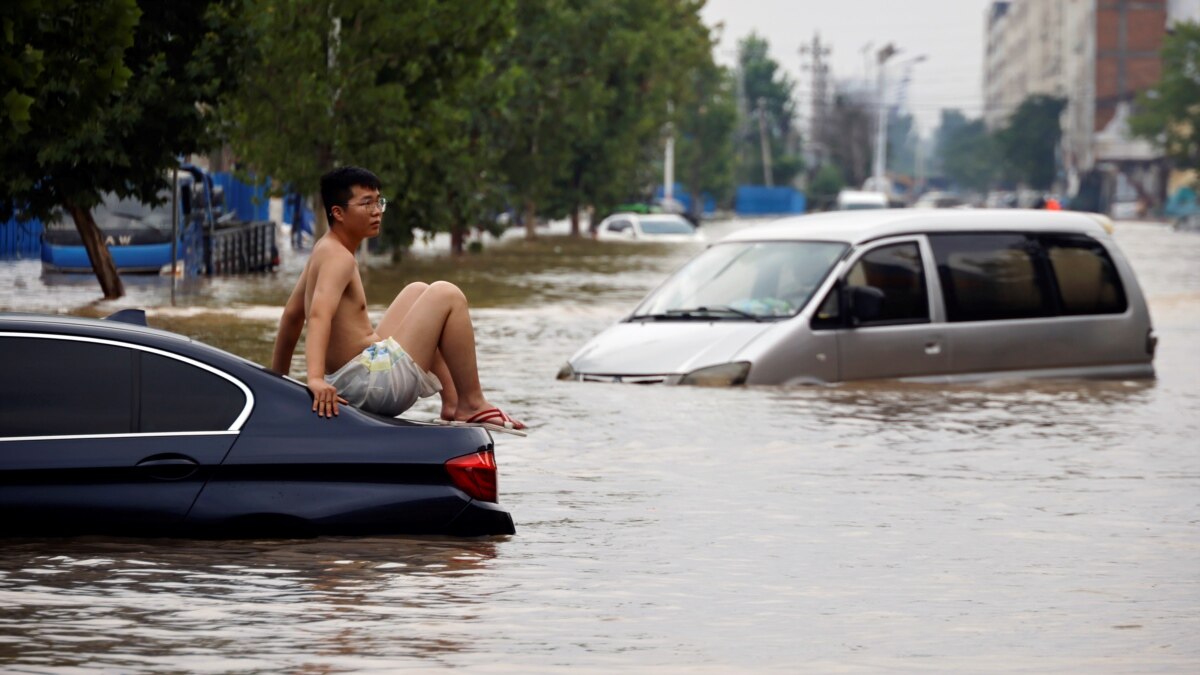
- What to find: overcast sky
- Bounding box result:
[700,0,996,137]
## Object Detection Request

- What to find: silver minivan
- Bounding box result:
[559,210,1156,385]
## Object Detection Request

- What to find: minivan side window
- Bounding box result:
[811,242,928,329]
[1041,235,1127,315]
[846,242,929,325]
[0,337,134,437]
[140,352,245,432]
[929,234,1054,322]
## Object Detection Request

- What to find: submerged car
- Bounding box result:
[0,312,515,537]
[835,190,889,210]
[593,212,704,243]
[559,209,1155,385]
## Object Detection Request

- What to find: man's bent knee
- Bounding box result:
[429,280,466,304]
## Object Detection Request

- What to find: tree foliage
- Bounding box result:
[493,0,716,236]
[821,89,873,188]
[223,0,514,250]
[995,95,1066,190]
[0,0,253,297]
[676,63,738,214]
[1131,21,1200,173]
[934,109,999,191]
[735,33,802,186]
[807,163,845,210]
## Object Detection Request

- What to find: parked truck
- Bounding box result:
[41,164,277,276]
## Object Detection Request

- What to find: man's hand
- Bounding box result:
[308,378,349,418]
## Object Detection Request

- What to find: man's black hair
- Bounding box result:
[320,166,381,225]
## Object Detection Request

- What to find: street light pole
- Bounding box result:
[871,44,897,192]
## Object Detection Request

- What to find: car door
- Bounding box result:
[825,237,950,381]
[0,334,246,534]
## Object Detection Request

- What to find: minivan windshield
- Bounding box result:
[631,241,848,320]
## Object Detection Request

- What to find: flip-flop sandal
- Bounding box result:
[451,407,528,437]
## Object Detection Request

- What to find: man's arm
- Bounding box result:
[270,271,307,375]
[304,252,356,417]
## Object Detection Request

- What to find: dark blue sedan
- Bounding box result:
[0,311,515,537]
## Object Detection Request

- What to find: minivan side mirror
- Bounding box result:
[846,285,885,326]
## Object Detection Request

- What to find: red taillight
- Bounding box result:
[445,450,499,502]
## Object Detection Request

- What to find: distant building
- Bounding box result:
[984,0,1067,132]
[983,0,1189,214]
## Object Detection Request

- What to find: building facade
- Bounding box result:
[983,0,1185,211]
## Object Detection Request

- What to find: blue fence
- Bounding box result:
[212,172,270,221]
[0,216,43,260]
[734,186,806,215]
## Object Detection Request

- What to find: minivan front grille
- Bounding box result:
[578,373,669,385]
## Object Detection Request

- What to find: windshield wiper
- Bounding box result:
[631,306,764,322]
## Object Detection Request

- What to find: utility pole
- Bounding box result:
[757,97,773,187]
[663,100,675,205]
[799,34,831,166]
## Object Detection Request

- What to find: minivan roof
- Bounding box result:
[722,209,1110,246]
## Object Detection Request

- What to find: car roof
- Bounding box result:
[0,312,267,374]
[720,209,1110,246]
[837,190,887,199]
[605,212,687,221]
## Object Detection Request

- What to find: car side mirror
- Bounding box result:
[846,285,885,326]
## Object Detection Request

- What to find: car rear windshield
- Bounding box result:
[631,241,848,320]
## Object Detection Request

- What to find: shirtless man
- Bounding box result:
[270,166,525,435]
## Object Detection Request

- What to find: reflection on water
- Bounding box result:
[1,220,1199,671]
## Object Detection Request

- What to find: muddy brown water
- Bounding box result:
[1,220,1198,672]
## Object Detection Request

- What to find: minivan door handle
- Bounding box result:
[135,454,200,481]
[924,341,943,356]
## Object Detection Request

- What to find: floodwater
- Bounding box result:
[1,219,1198,672]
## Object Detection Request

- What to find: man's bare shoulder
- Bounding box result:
[308,238,357,272]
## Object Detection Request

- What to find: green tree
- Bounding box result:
[224,0,514,252]
[995,95,1066,190]
[807,163,845,211]
[821,89,873,188]
[934,110,999,191]
[1130,21,1200,174]
[676,63,738,217]
[0,0,252,298]
[887,110,918,176]
[735,33,803,186]
[471,0,578,240]
[562,0,715,230]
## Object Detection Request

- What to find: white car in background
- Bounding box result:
[593,213,705,243]
[835,190,889,210]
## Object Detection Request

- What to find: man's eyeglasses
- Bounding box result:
[349,197,387,213]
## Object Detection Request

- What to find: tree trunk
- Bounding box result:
[569,206,580,237]
[524,200,537,240]
[450,225,466,256]
[65,199,125,299]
